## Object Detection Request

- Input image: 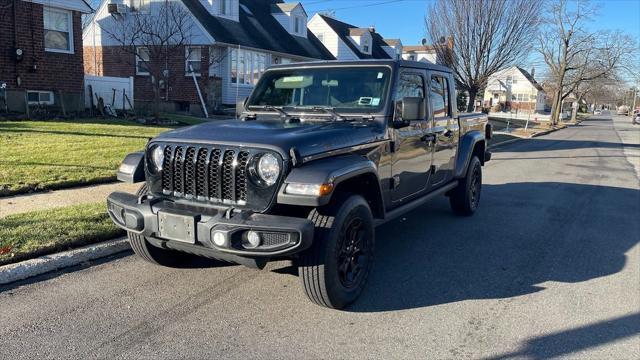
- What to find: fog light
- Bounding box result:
[212,231,227,247]
[243,231,261,249]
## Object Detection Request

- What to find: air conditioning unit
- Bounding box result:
[107,2,128,15]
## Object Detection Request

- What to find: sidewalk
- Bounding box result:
[0,182,140,218]
[611,114,640,179]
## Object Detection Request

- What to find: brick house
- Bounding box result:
[82,0,334,114]
[0,0,92,112]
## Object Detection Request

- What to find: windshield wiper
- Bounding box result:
[292,106,346,121]
[248,105,292,118]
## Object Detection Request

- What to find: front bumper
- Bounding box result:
[106,192,314,259]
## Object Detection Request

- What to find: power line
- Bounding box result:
[307,0,409,13]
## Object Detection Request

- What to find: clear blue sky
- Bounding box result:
[297,0,640,65]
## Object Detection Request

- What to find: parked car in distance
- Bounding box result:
[106,60,492,309]
[633,109,640,125]
[617,105,629,116]
[594,109,602,115]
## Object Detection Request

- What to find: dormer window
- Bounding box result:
[271,2,307,37]
[363,38,370,53]
[220,0,229,15]
[295,17,301,33]
[130,0,149,13]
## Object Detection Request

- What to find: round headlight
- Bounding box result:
[257,153,280,186]
[149,145,164,172]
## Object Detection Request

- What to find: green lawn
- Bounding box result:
[0,202,123,266]
[0,119,172,196]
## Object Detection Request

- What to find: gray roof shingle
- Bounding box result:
[181,0,334,60]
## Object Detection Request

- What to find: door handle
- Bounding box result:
[421,133,436,143]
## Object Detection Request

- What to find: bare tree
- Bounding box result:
[425,0,541,112]
[538,0,635,125]
[102,1,194,116]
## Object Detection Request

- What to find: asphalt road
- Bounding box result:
[1,112,639,359]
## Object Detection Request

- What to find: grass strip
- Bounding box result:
[0,118,170,195]
[0,202,123,266]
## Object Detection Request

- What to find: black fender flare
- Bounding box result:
[117,152,146,183]
[454,131,485,179]
[277,154,383,208]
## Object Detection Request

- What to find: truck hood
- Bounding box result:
[154,118,386,159]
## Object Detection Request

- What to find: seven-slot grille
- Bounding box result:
[160,144,252,204]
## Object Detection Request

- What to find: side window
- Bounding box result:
[395,73,424,100]
[430,75,450,119]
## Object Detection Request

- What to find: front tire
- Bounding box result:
[449,156,482,216]
[298,194,375,309]
[127,184,191,267]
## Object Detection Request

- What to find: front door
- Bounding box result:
[391,71,432,202]
[427,73,459,187]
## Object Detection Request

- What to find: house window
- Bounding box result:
[43,7,73,53]
[221,0,231,15]
[185,47,202,76]
[408,55,416,61]
[363,38,370,53]
[506,76,513,85]
[136,47,150,75]
[27,91,54,105]
[130,0,149,13]
[511,93,531,102]
[294,17,300,33]
[230,49,268,85]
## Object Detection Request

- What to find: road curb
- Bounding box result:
[0,237,130,285]
[489,126,565,149]
[488,137,524,149]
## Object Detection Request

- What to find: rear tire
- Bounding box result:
[127,184,191,267]
[298,194,375,309]
[449,156,482,216]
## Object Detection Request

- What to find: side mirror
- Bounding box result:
[393,97,423,128]
[236,97,248,116]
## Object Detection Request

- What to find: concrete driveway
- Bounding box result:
[1,111,638,359]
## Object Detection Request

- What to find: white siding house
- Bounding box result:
[483,66,546,112]
[307,14,392,60]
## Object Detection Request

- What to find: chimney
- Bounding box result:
[531,66,535,79]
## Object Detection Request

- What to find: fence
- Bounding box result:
[84,75,134,111]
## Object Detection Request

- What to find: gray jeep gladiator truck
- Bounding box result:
[107,59,492,309]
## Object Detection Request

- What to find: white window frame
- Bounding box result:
[363,38,370,53]
[229,48,267,87]
[220,0,231,15]
[185,46,202,76]
[136,47,150,76]
[43,7,74,54]
[27,90,54,105]
[130,0,150,14]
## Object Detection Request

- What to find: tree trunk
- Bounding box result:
[549,90,563,126]
[466,89,477,112]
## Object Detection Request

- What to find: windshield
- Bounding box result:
[247,66,391,113]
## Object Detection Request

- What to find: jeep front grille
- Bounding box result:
[161,145,252,204]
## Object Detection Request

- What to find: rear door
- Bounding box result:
[427,72,459,187]
[390,70,432,202]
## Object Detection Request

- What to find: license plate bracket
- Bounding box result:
[158,210,198,244]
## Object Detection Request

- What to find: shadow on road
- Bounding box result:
[492,137,640,153]
[485,312,640,360]
[350,182,639,313]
